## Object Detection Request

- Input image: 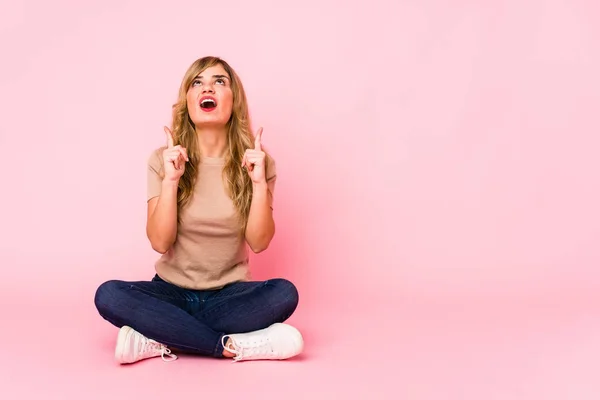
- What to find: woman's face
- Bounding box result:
[186,64,234,129]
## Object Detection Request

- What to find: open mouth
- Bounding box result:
[200,97,217,111]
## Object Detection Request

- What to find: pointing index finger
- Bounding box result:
[254,127,263,151]
[164,126,174,148]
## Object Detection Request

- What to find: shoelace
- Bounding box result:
[222,336,274,362]
[139,337,178,362]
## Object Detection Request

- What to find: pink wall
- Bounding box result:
[0,0,598,306]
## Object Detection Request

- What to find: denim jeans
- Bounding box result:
[94,274,299,357]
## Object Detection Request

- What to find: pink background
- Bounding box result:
[1,0,599,398]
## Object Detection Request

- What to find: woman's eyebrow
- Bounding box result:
[194,74,230,80]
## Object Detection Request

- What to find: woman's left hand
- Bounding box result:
[243,127,267,184]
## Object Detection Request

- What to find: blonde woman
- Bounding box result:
[94,56,303,364]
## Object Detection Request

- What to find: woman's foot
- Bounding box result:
[222,323,304,362]
[115,326,177,364]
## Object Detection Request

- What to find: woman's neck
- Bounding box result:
[196,127,228,158]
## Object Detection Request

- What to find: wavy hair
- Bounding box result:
[169,56,268,230]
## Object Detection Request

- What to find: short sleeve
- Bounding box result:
[147,148,165,201]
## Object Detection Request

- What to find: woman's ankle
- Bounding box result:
[222,338,235,357]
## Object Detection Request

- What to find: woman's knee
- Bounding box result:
[268,278,299,320]
[94,280,127,317]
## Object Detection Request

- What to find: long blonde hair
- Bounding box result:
[169,56,268,229]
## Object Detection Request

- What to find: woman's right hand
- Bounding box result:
[162,126,189,182]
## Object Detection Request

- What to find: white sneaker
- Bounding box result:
[222,323,304,362]
[114,326,177,364]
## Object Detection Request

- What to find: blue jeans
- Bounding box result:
[94,274,299,357]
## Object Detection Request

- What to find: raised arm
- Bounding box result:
[243,127,277,253]
[146,127,188,254]
[245,177,276,253]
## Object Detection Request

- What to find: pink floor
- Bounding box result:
[2,288,599,399]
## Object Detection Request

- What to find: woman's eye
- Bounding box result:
[216,79,225,85]
[192,79,202,86]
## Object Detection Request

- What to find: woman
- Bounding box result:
[94,56,303,364]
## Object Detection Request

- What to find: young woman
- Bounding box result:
[94,56,303,364]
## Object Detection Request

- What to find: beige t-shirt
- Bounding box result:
[147,147,276,290]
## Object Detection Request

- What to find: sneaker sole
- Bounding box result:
[115,325,133,364]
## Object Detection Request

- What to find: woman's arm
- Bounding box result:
[145,128,188,253]
[146,180,179,254]
[242,127,277,253]
[245,179,276,253]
